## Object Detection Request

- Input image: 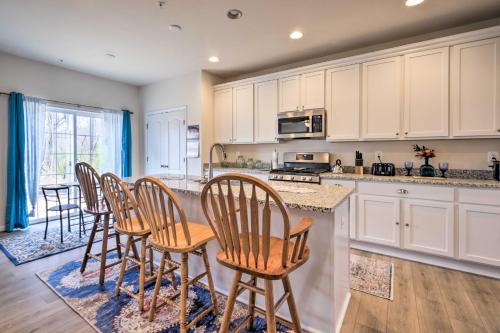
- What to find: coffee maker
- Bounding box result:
[490,157,500,181]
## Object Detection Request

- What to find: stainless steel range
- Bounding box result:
[268,152,330,184]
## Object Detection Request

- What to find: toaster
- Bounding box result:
[371,163,396,176]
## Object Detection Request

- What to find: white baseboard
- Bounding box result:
[351,240,500,279]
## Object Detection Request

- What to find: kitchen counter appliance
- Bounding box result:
[269,152,330,184]
[371,162,396,176]
[276,109,325,139]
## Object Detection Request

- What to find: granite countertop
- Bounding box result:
[124,175,353,213]
[208,167,500,189]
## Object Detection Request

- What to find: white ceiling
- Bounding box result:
[1,0,500,86]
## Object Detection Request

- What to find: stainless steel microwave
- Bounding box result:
[276,109,325,139]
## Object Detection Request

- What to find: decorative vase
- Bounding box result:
[419,157,435,177]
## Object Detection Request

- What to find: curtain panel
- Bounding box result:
[5,92,28,231]
[121,110,132,178]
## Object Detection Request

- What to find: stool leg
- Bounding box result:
[115,235,131,296]
[282,276,302,333]
[264,279,277,333]
[180,252,189,333]
[99,214,110,285]
[149,252,166,321]
[139,236,147,312]
[59,211,64,243]
[80,215,100,274]
[165,252,177,290]
[201,246,217,314]
[219,271,242,333]
[44,209,49,240]
[247,276,257,330]
[148,244,154,277]
[115,231,122,259]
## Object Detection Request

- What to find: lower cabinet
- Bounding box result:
[403,199,455,257]
[358,195,401,247]
[459,204,500,266]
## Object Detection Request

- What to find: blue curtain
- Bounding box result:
[5,92,28,231]
[121,110,132,177]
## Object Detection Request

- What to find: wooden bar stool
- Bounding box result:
[100,172,155,312]
[75,162,124,285]
[134,176,217,331]
[201,173,313,333]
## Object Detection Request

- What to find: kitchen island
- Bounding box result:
[125,176,353,333]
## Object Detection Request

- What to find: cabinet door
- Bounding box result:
[451,38,500,137]
[403,199,454,257]
[279,75,301,112]
[326,65,360,140]
[404,48,449,138]
[233,84,254,143]
[459,204,500,266]
[214,88,233,143]
[301,70,325,110]
[358,194,400,247]
[362,56,403,139]
[254,80,278,143]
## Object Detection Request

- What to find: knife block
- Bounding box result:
[355,158,364,175]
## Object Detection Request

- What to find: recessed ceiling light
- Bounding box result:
[168,24,182,31]
[209,56,220,63]
[227,9,243,20]
[106,53,116,59]
[405,0,424,6]
[289,31,303,40]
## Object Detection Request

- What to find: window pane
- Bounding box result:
[56,154,72,174]
[56,113,74,134]
[77,116,90,135]
[41,154,57,175]
[77,135,91,154]
[77,154,91,164]
[56,133,73,154]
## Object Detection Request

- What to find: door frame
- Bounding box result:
[145,106,188,176]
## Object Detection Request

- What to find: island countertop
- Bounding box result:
[124,176,354,213]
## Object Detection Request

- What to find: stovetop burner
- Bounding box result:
[268,152,331,184]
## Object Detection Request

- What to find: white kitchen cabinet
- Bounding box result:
[279,75,301,112]
[214,88,233,143]
[325,65,360,141]
[403,199,455,257]
[233,84,254,143]
[254,80,278,143]
[404,47,449,138]
[279,70,324,112]
[451,37,500,137]
[362,56,403,139]
[301,70,325,110]
[459,204,500,266]
[358,194,400,247]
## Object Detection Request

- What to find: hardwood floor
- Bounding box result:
[341,249,500,333]
[0,239,499,333]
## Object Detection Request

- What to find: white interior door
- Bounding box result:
[146,107,186,175]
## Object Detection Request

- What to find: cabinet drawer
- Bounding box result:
[321,179,356,188]
[357,181,454,201]
[457,188,500,206]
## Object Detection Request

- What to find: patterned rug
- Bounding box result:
[350,254,394,300]
[36,255,293,333]
[0,222,102,265]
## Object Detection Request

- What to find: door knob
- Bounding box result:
[405,223,410,227]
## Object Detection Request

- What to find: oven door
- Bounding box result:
[276,109,325,139]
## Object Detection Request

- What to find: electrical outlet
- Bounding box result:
[488,151,499,162]
[375,151,383,161]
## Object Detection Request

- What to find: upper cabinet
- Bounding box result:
[404,47,450,138]
[451,37,500,137]
[214,88,233,144]
[362,56,403,139]
[325,64,360,141]
[254,80,278,143]
[279,70,325,112]
[233,84,254,143]
[214,85,254,144]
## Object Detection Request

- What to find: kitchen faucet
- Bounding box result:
[208,143,226,180]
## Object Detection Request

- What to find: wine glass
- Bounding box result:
[404,161,413,176]
[439,162,449,178]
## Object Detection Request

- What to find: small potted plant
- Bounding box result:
[413,144,436,177]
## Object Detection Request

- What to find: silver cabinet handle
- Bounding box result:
[395,132,400,136]
[395,222,400,225]
[405,131,408,135]
[405,223,410,227]
[398,189,408,194]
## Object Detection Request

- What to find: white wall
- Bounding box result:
[0,51,141,231]
[140,71,222,176]
[224,139,500,171]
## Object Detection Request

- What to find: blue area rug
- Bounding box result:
[36,255,293,332]
[0,223,101,265]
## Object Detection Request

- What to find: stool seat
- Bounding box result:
[149,222,215,253]
[47,203,80,212]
